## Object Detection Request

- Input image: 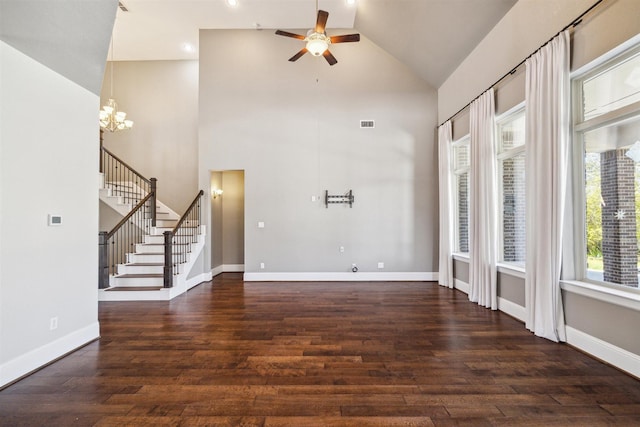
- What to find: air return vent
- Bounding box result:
[118,1,129,12]
[360,120,375,129]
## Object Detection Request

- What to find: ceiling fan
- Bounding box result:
[275,9,360,66]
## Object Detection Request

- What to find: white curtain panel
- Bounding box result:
[438,120,454,288]
[469,89,498,309]
[524,30,570,342]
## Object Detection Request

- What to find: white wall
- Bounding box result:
[199,30,439,279]
[0,42,100,387]
[101,60,199,213]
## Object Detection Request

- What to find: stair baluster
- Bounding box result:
[163,190,204,287]
[99,192,154,289]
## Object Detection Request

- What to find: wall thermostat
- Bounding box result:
[48,214,62,226]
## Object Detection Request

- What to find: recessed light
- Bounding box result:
[182,43,195,53]
[346,0,356,5]
[227,0,238,6]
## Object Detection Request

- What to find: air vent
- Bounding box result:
[118,1,129,12]
[360,120,375,129]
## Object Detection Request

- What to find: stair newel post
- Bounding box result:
[150,178,157,228]
[163,231,173,288]
[99,129,104,174]
[98,231,109,289]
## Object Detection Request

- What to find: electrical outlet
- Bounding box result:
[50,317,58,330]
[339,246,345,253]
[378,262,384,269]
[260,262,265,269]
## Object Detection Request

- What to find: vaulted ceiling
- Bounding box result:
[0,0,517,93]
[111,0,517,88]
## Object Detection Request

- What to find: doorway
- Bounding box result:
[210,170,245,273]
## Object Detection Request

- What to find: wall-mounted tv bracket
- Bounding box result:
[325,189,354,208]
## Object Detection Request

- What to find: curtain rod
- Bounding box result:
[438,0,604,128]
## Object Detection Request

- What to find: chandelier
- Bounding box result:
[100,98,132,131]
[99,34,133,132]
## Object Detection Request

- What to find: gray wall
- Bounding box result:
[222,171,245,266]
[198,29,438,275]
[101,60,199,214]
[563,291,640,356]
[1,0,114,388]
[210,172,223,270]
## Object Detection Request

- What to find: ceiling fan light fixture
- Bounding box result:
[306,33,329,56]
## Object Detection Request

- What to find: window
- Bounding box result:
[452,136,470,253]
[575,46,640,288]
[496,109,526,266]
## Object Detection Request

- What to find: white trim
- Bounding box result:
[452,253,469,262]
[498,297,526,322]
[98,272,213,302]
[211,265,223,277]
[183,272,212,292]
[454,278,469,294]
[497,263,526,279]
[222,264,244,272]
[0,322,100,388]
[99,288,171,301]
[243,272,437,282]
[566,326,640,379]
[561,280,640,312]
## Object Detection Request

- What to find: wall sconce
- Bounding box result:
[212,189,223,199]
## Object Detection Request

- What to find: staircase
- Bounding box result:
[97,146,209,301]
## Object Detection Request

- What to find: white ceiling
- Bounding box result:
[111,0,517,88]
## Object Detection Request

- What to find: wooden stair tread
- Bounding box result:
[104,286,163,292]
[142,243,192,246]
[125,263,164,266]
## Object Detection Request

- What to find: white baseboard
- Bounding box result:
[211,265,244,277]
[454,279,469,294]
[0,322,100,388]
[211,265,223,277]
[566,326,640,379]
[184,271,212,291]
[243,272,438,282]
[498,297,526,322]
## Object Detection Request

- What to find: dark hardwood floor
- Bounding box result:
[1,273,640,426]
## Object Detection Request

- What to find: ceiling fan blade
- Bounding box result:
[275,30,306,40]
[289,48,308,62]
[315,10,329,33]
[323,49,337,66]
[330,34,360,44]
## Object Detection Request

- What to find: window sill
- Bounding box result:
[497,262,525,279]
[452,253,469,262]
[560,280,640,312]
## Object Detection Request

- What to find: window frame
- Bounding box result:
[495,103,526,267]
[571,41,640,293]
[451,135,470,255]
